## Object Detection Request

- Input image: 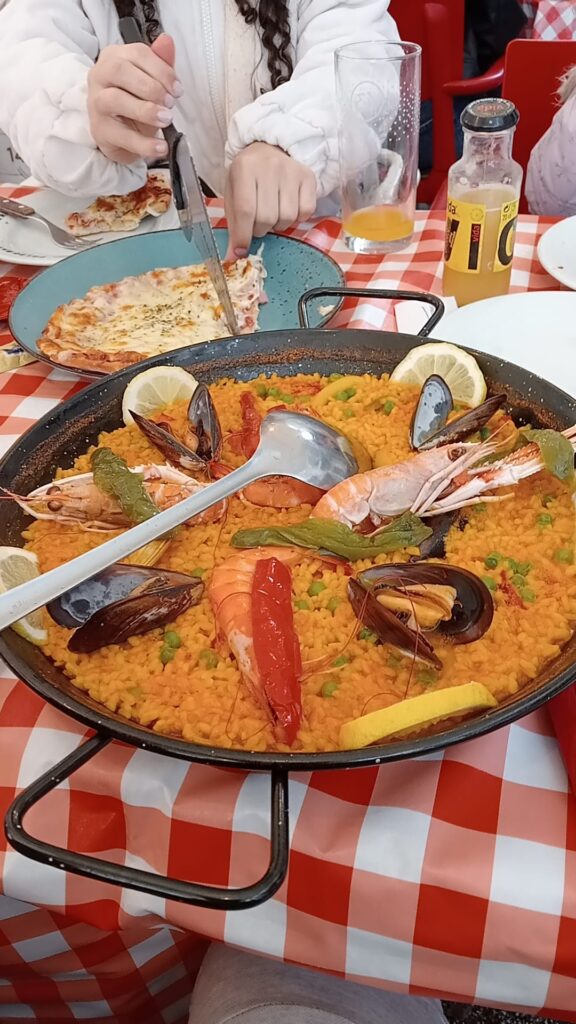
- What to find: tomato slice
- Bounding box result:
[0,276,27,322]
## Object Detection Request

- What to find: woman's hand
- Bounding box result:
[87,34,181,165]
[225,144,317,258]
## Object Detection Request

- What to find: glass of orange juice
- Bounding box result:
[335,41,421,254]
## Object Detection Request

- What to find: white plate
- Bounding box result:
[0,173,179,266]
[537,216,576,291]
[431,290,576,396]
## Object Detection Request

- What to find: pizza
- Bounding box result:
[38,254,267,374]
[64,173,172,236]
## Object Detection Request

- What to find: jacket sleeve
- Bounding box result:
[525,94,576,217]
[225,0,400,198]
[0,0,147,196]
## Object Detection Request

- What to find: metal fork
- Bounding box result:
[0,198,102,249]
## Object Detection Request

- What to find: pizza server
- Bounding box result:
[118,12,240,337]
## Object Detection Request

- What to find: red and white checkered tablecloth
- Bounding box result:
[0,188,575,1024]
[521,0,576,39]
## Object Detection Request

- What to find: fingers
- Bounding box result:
[226,145,318,258]
[95,43,181,99]
[225,171,257,259]
[94,116,167,162]
[94,86,173,130]
[152,33,176,68]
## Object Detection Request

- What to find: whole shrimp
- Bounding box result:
[209,547,303,743]
[8,465,226,531]
[312,430,576,528]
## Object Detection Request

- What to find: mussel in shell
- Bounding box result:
[188,383,223,463]
[130,411,207,473]
[130,383,223,474]
[48,564,203,653]
[415,393,508,450]
[410,375,453,449]
[349,562,493,668]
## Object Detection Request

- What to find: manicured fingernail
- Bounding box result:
[155,140,168,155]
[164,93,175,108]
[234,247,248,258]
[156,108,173,125]
[172,80,184,98]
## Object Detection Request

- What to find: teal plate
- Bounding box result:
[9,229,345,378]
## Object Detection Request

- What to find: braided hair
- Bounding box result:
[139,1,293,90]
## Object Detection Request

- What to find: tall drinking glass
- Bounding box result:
[335,41,421,254]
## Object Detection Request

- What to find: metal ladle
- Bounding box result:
[0,411,358,632]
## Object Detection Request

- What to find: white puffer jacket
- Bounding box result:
[0,0,398,199]
[526,66,576,217]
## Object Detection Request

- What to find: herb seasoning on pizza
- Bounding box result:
[37,254,267,374]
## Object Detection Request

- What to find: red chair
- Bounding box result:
[388,0,504,204]
[502,39,576,212]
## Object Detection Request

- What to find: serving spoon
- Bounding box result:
[0,411,358,633]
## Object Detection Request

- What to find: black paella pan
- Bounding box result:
[0,286,575,911]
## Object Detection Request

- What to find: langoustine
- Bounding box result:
[209,546,303,744]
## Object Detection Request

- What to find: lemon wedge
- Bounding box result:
[390,342,487,407]
[339,682,497,750]
[122,365,199,426]
[0,546,47,646]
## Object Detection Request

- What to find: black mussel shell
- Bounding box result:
[357,562,493,644]
[130,411,206,472]
[68,580,202,653]
[348,577,442,669]
[48,564,202,628]
[418,394,507,450]
[410,375,453,449]
[412,511,459,560]
[188,384,222,463]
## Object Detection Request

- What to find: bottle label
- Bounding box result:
[444,196,519,274]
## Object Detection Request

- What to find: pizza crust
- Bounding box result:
[65,173,173,236]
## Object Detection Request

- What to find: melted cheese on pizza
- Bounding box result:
[65,173,172,236]
[38,255,266,372]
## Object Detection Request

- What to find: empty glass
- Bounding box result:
[335,41,421,254]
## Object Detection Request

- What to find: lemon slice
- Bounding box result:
[122,365,199,426]
[390,342,487,407]
[0,547,47,646]
[339,682,497,750]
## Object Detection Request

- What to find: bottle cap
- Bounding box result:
[461,98,519,133]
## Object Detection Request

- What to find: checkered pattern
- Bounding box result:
[531,1,576,40]
[0,186,575,1023]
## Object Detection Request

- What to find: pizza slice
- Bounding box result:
[38,253,267,374]
[64,173,172,236]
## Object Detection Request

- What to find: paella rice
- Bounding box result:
[21,371,576,753]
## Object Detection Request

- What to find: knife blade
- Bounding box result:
[118,16,239,337]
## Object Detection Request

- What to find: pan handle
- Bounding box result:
[298,287,445,337]
[5,735,290,911]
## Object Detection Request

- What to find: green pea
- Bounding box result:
[417,669,438,687]
[507,558,518,572]
[334,387,356,402]
[382,400,395,416]
[343,408,356,419]
[328,373,344,383]
[321,680,339,698]
[515,561,532,577]
[191,566,206,578]
[160,647,176,665]
[332,655,350,668]
[278,393,295,405]
[482,575,497,592]
[163,630,182,649]
[521,588,536,604]
[554,548,574,565]
[479,426,491,441]
[359,627,378,643]
[267,386,281,398]
[294,598,311,611]
[199,649,218,669]
[129,686,143,698]
[326,596,341,614]
[542,494,555,508]
[475,503,487,513]
[254,382,268,398]
[308,580,327,597]
[511,574,526,589]
[537,513,553,526]
[484,553,501,570]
